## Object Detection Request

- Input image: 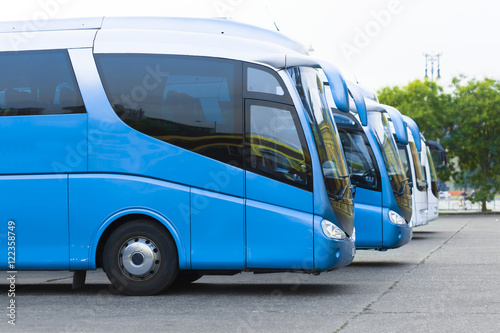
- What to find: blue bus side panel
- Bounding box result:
[246,200,313,269]
[191,188,245,269]
[353,187,383,248]
[245,171,313,269]
[0,175,69,269]
[0,114,87,174]
[381,208,413,248]
[245,171,312,214]
[87,117,244,198]
[313,215,355,270]
[68,174,190,269]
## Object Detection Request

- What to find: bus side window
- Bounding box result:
[0,50,85,116]
[95,54,244,168]
[246,101,312,191]
[244,64,293,104]
[247,67,284,95]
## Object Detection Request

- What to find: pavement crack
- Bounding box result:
[333,221,470,333]
[45,275,73,283]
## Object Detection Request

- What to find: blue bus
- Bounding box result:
[327,83,412,250]
[0,17,357,295]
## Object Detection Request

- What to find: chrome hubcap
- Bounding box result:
[119,237,161,280]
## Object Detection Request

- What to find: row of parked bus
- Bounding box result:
[0,17,446,295]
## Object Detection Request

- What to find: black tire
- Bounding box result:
[172,271,203,286]
[102,219,178,296]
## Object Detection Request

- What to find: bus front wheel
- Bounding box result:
[102,220,178,296]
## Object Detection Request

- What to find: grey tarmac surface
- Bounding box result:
[1,214,499,332]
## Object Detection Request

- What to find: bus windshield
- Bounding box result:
[398,142,412,188]
[427,147,439,197]
[334,113,380,191]
[368,112,407,197]
[288,67,353,212]
[409,135,426,191]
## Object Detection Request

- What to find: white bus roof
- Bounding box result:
[0,16,312,69]
[0,16,307,53]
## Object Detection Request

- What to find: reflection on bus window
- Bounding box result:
[369,112,407,196]
[338,129,380,190]
[247,102,312,190]
[0,50,85,116]
[96,54,243,167]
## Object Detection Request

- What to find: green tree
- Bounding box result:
[447,77,500,212]
[378,79,453,181]
[378,79,452,141]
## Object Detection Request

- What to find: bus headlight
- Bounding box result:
[388,210,406,225]
[321,219,346,240]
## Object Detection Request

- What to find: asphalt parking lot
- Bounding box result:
[1,214,499,332]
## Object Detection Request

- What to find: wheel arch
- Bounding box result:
[92,209,189,270]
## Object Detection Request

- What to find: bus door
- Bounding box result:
[244,100,314,269]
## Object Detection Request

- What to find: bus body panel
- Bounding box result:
[0,29,97,52]
[352,188,383,248]
[191,188,245,269]
[381,207,412,248]
[427,188,439,220]
[87,123,245,198]
[425,146,439,221]
[245,171,313,214]
[0,114,87,174]
[94,29,291,68]
[68,174,191,270]
[406,143,428,227]
[313,215,355,270]
[0,175,69,270]
[246,172,314,269]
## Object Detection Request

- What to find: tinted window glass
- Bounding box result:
[288,67,351,196]
[247,67,284,95]
[244,64,293,104]
[397,142,413,188]
[369,112,407,196]
[95,54,243,167]
[427,148,439,197]
[0,50,85,116]
[246,101,312,191]
[338,129,380,191]
[410,140,427,191]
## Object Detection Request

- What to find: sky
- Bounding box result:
[1,0,499,92]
